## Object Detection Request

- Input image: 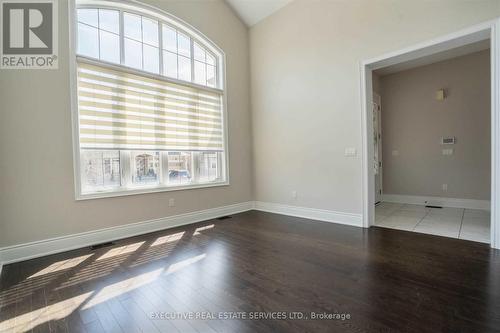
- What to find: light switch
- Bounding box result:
[436,89,446,101]
[344,148,357,157]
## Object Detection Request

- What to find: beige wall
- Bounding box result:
[250,0,500,214]
[379,50,490,200]
[0,0,252,247]
[2,0,500,248]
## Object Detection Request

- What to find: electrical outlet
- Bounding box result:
[169,198,175,207]
[442,184,448,192]
[292,191,297,199]
[392,150,399,156]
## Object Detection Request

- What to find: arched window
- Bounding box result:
[71,0,228,198]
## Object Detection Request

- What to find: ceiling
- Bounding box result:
[374,39,490,76]
[225,0,293,27]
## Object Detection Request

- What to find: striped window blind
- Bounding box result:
[77,61,224,151]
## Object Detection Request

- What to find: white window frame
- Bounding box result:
[69,0,230,200]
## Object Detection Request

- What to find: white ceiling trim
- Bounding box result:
[225,0,293,27]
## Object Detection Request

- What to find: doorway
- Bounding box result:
[360,19,500,249]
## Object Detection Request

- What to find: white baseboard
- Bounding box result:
[0,201,254,266]
[382,194,490,210]
[254,201,363,227]
[0,200,363,271]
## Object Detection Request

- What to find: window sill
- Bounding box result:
[76,180,229,201]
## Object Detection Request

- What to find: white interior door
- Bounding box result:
[373,93,383,204]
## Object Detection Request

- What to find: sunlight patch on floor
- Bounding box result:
[194,224,214,235]
[28,254,93,279]
[82,268,163,310]
[0,292,93,332]
[165,254,206,275]
[97,241,145,261]
[151,232,185,246]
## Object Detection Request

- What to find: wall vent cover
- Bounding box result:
[90,242,115,250]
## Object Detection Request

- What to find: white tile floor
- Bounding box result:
[375,202,490,243]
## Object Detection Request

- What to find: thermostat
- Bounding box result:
[441,137,456,145]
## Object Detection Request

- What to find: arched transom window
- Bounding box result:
[72,0,228,199]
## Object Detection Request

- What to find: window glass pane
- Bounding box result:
[77,9,98,27]
[163,51,177,78]
[102,151,121,186]
[162,25,177,52]
[168,152,192,185]
[124,12,142,41]
[206,53,216,66]
[198,152,219,182]
[98,9,119,34]
[99,31,120,64]
[177,33,191,57]
[142,17,159,47]
[206,65,216,87]
[81,150,120,191]
[124,38,143,70]
[193,42,205,62]
[143,44,159,74]
[178,55,191,81]
[82,151,103,187]
[78,23,99,58]
[131,152,160,185]
[194,61,206,85]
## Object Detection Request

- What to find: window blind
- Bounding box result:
[77,61,224,151]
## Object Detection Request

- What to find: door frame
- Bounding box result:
[360,19,500,249]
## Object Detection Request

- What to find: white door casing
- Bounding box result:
[360,19,500,249]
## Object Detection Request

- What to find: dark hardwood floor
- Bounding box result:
[1,210,500,333]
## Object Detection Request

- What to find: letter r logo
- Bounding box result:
[2,2,53,54]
